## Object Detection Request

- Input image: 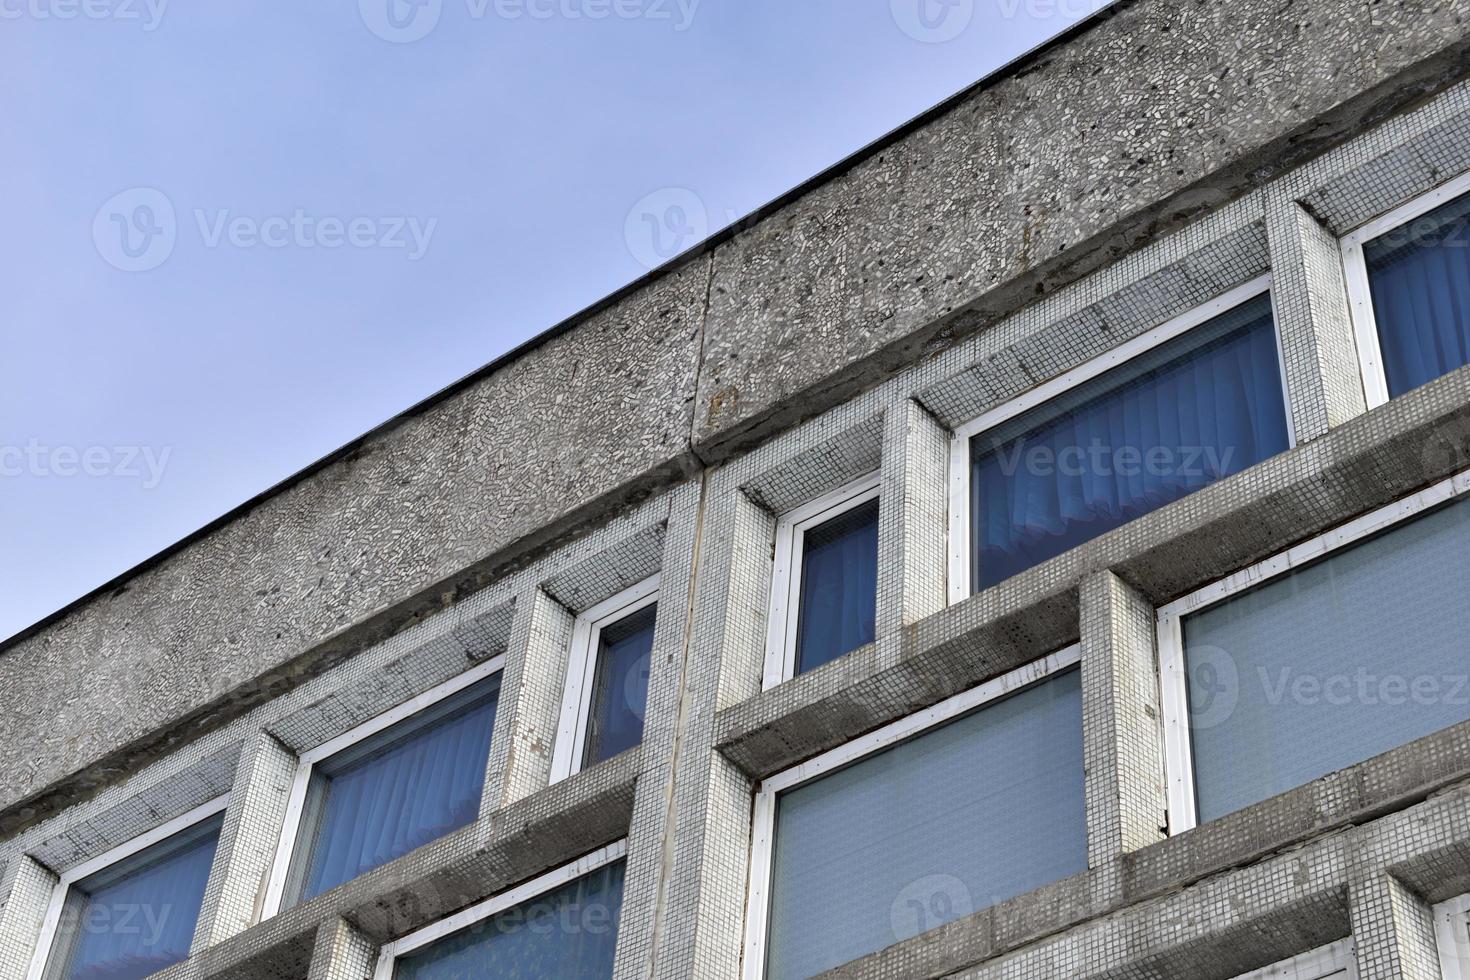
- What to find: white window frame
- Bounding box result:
[740,645,1081,980]
[261,653,507,918]
[1230,940,1357,980]
[371,838,627,980]
[1435,893,1470,980]
[1341,168,1470,410]
[549,575,660,783]
[762,472,881,689]
[25,794,231,980]
[946,274,1288,603]
[1157,467,1470,834]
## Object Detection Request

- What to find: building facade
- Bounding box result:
[8,1,1470,978]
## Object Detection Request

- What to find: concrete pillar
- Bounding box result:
[876,399,949,635]
[308,918,377,980]
[1265,193,1367,443]
[612,481,702,980]
[1080,570,1167,871]
[0,857,58,980]
[487,589,574,808]
[1350,875,1443,980]
[191,732,297,953]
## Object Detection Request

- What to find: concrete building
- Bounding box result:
[11,0,1470,977]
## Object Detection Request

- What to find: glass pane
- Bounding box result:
[295,676,500,903]
[970,293,1288,591]
[795,497,879,675]
[57,816,221,980]
[1364,190,1470,397]
[1183,496,1470,823]
[764,668,1085,980]
[583,605,657,768]
[394,861,625,980]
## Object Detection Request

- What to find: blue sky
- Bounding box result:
[0,0,1104,642]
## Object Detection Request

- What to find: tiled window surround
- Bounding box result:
[25,799,227,980]
[372,842,627,980]
[762,473,881,686]
[17,70,1470,980]
[550,577,661,782]
[1232,942,1357,980]
[1158,471,1470,831]
[263,657,505,914]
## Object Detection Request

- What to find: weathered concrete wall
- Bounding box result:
[7,0,1470,836]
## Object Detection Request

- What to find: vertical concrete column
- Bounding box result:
[0,857,58,980]
[613,481,703,980]
[485,589,575,809]
[650,486,770,980]
[876,400,949,638]
[1265,192,1367,443]
[1080,570,1167,872]
[1351,875,1444,980]
[308,918,378,980]
[191,732,296,953]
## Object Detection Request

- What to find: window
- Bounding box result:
[27,797,226,980]
[263,657,504,913]
[743,648,1085,980]
[1158,471,1470,832]
[948,277,1291,599]
[372,842,627,980]
[763,474,880,686]
[1230,941,1357,979]
[1342,170,1470,408]
[550,576,659,781]
[1435,893,1470,980]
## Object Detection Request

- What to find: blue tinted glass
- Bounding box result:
[1184,496,1470,822]
[764,668,1085,979]
[394,861,625,980]
[62,817,221,980]
[795,498,879,674]
[298,676,500,902]
[970,293,1288,591]
[583,605,656,767]
[1364,191,1470,397]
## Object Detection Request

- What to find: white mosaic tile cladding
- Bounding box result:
[307,919,376,980]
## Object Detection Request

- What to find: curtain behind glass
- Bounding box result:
[970,293,1288,591]
[795,498,879,675]
[298,678,500,902]
[394,861,625,980]
[1183,496,1470,823]
[59,817,221,980]
[1364,190,1470,397]
[583,605,657,768]
[764,669,1085,980]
